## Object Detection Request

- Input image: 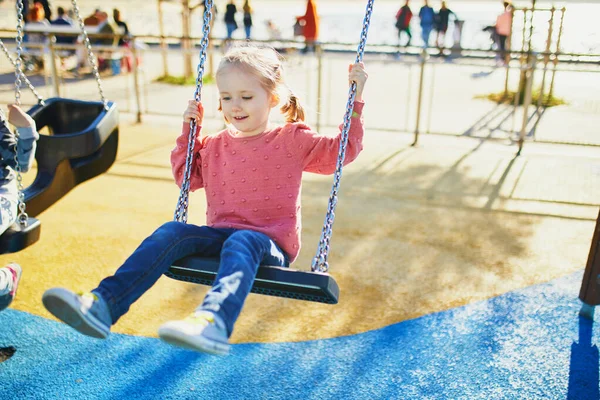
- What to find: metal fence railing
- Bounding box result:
[1,31,599,151]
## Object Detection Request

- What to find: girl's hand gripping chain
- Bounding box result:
[348,62,368,102]
[183,100,204,125]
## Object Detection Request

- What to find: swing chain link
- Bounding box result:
[0,39,45,105]
[71,0,109,110]
[174,0,213,223]
[13,0,29,226]
[311,0,374,273]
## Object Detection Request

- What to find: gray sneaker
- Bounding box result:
[0,263,22,311]
[158,311,230,355]
[42,288,111,339]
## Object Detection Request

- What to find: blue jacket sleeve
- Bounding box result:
[0,111,39,173]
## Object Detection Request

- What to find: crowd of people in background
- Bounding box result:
[395,0,458,50]
[13,0,516,75]
[395,0,513,63]
[18,0,134,75]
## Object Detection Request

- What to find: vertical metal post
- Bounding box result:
[326,55,333,127]
[520,8,528,53]
[517,59,534,156]
[405,64,412,133]
[426,62,435,134]
[412,50,427,146]
[510,63,521,135]
[157,0,169,76]
[131,43,143,123]
[548,7,565,100]
[503,7,515,98]
[537,7,555,109]
[182,0,192,78]
[316,44,323,133]
[47,34,60,97]
[207,9,215,79]
[579,208,600,320]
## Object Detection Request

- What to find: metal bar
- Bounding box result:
[131,43,143,123]
[517,60,535,155]
[580,208,600,318]
[412,50,427,146]
[47,35,60,97]
[157,0,169,76]
[538,7,555,109]
[426,62,435,134]
[548,7,566,99]
[316,44,323,133]
[504,7,515,97]
[405,63,412,133]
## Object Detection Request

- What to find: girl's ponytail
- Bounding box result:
[280,92,305,123]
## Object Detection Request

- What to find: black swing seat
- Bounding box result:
[24,97,119,217]
[167,257,340,304]
[0,218,41,254]
[0,98,119,254]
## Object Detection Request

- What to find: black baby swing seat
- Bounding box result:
[0,98,119,254]
[0,0,120,254]
[24,97,119,216]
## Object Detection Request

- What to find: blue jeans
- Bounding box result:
[92,222,289,336]
[421,25,433,48]
[226,22,237,39]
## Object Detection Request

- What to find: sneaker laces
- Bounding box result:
[77,291,98,300]
[76,291,99,309]
[184,311,215,327]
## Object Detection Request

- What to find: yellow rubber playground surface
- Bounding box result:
[3,112,597,344]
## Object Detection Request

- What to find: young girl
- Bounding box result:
[42,46,368,355]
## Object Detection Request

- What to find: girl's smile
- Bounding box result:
[217,65,278,137]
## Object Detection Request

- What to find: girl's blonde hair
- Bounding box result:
[216,46,305,123]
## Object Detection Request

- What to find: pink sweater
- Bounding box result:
[171,101,364,262]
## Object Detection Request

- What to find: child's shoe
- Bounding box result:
[158,311,230,355]
[42,288,111,339]
[0,263,22,311]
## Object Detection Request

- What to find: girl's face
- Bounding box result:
[217,65,277,137]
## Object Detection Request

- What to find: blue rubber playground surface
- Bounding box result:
[0,270,596,400]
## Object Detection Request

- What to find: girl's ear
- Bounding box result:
[270,94,280,108]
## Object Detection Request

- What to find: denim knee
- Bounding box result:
[151,221,188,241]
[224,230,269,253]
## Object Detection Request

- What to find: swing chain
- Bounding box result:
[174,0,213,223]
[12,0,29,226]
[14,0,24,107]
[311,0,374,273]
[0,39,44,105]
[71,0,109,110]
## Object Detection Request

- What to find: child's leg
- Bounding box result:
[0,263,22,311]
[158,230,287,354]
[43,222,230,337]
[0,194,19,237]
[93,222,229,324]
[0,265,13,295]
[198,230,288,337]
